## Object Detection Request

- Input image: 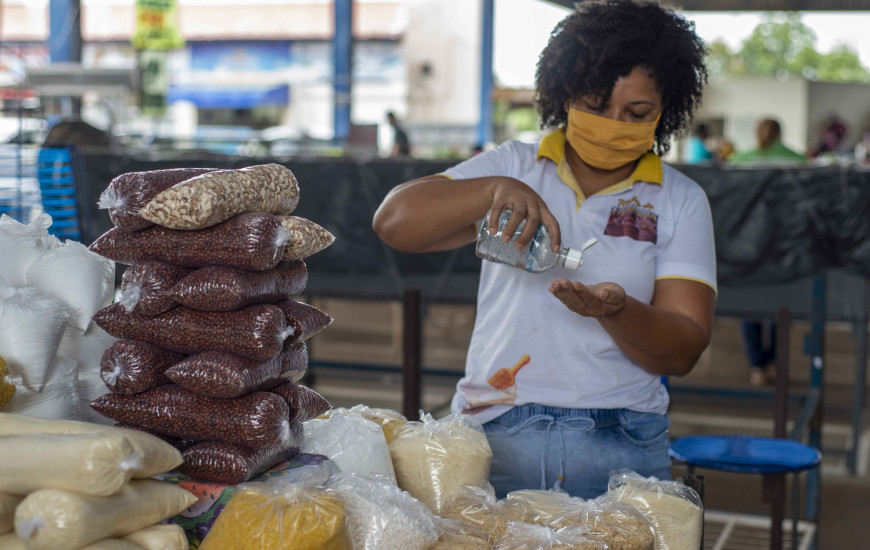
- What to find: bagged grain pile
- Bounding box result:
[548,497,656,550]
[325,472,438,550]
[14,479,196,550]
[494,522,607,550]
[606,470,703,550]
[199,470,351,550]
[430,517,493,550]
[441,483,513,541]
[389,413,492,514]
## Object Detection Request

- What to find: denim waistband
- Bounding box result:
[488,403,626,428]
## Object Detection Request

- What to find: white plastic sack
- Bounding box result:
[0,287,70,391]
[0,214,60,287]
[58,323,117,371]
[14,479,196,550]
[301,410,396,481]
[4,355,79,420]
[25,241,115,331]
[78,362,113,425]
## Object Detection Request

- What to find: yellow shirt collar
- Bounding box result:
[537,129,662,208]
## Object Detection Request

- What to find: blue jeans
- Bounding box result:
[741,320,777,368]
[482,404,672,500]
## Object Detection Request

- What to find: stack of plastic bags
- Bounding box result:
[86,164,334,485]
[0,213,116,423]
[0,412,192,550]
[433,470,704,549]
[197,460,440,550]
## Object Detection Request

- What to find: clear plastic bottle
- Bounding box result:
[475,209,598,272]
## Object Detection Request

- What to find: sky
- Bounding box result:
[493,1,870,89]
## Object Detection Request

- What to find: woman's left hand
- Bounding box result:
[549,279,626,317]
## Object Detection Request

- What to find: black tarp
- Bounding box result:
[79,154,870,292]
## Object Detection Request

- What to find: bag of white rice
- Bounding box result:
[606,470,703,550]
[388,413,492,514]
[326,472,438,550]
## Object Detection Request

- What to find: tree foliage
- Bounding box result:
[706,12,870,83]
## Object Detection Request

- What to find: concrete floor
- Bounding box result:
[305,301,870,549]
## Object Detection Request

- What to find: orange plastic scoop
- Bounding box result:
[488,354,531,390]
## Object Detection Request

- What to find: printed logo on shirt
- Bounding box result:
[461,354,530,414]
[604,196,658,244]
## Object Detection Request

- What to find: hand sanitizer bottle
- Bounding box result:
[475,209,597,272]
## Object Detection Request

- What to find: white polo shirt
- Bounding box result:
[444,130,717,424]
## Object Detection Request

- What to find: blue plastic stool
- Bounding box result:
[668,308,822,550]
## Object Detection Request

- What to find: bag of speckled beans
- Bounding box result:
[177,424,304,485]
[388,413,493,515]
[270,381,332,422]
[169,260,308,312]
[164,341,309,399]
[605,470,703,550]
[138,163,300,230]
[100,339,185,395]
[88,213,291,271]
[119,262,192,316]
[91,302,294,360]
[546,496,656,550]
[98,167,218,231]
[324,472,439,550]
[276,215,335,261]
[199,470,352,550]
[90,384,293,449]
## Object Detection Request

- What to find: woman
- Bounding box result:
[372,0,716,499]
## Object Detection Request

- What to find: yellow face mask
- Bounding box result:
[566,107,660,170]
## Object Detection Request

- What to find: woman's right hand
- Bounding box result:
[487,177,561,252]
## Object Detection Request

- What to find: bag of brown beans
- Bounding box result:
[88,213,291,271]
[275,300,333,343]
[91,385,293,449]
[277,215,335,261]
[114,422,196,450]
[98,168,218,232]
[170,260,307,312]
[270,382,331,423]
[139,164,300,231]
[119,262,192,316]
[101,339,185,395]
[178,431,303,485]
[92,302,293,361]
[164,341,307,399]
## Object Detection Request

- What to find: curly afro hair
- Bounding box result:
[535,0,708,156]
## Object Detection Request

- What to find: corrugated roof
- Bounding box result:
[1,2,402,43]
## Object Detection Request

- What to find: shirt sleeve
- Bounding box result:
[656,183,718,293]
[441,140,518,180]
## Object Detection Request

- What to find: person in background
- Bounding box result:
[729,118,806,165]
[729,117,806,385]
[373,0,715,499]
[386,111,411,157]
[685,123,714,164]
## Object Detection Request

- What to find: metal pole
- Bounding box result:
[49,0,82,117]
[402,289,422,420]
[476,0,494,147]
[333,0,353,146]
[805,273,826,549]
